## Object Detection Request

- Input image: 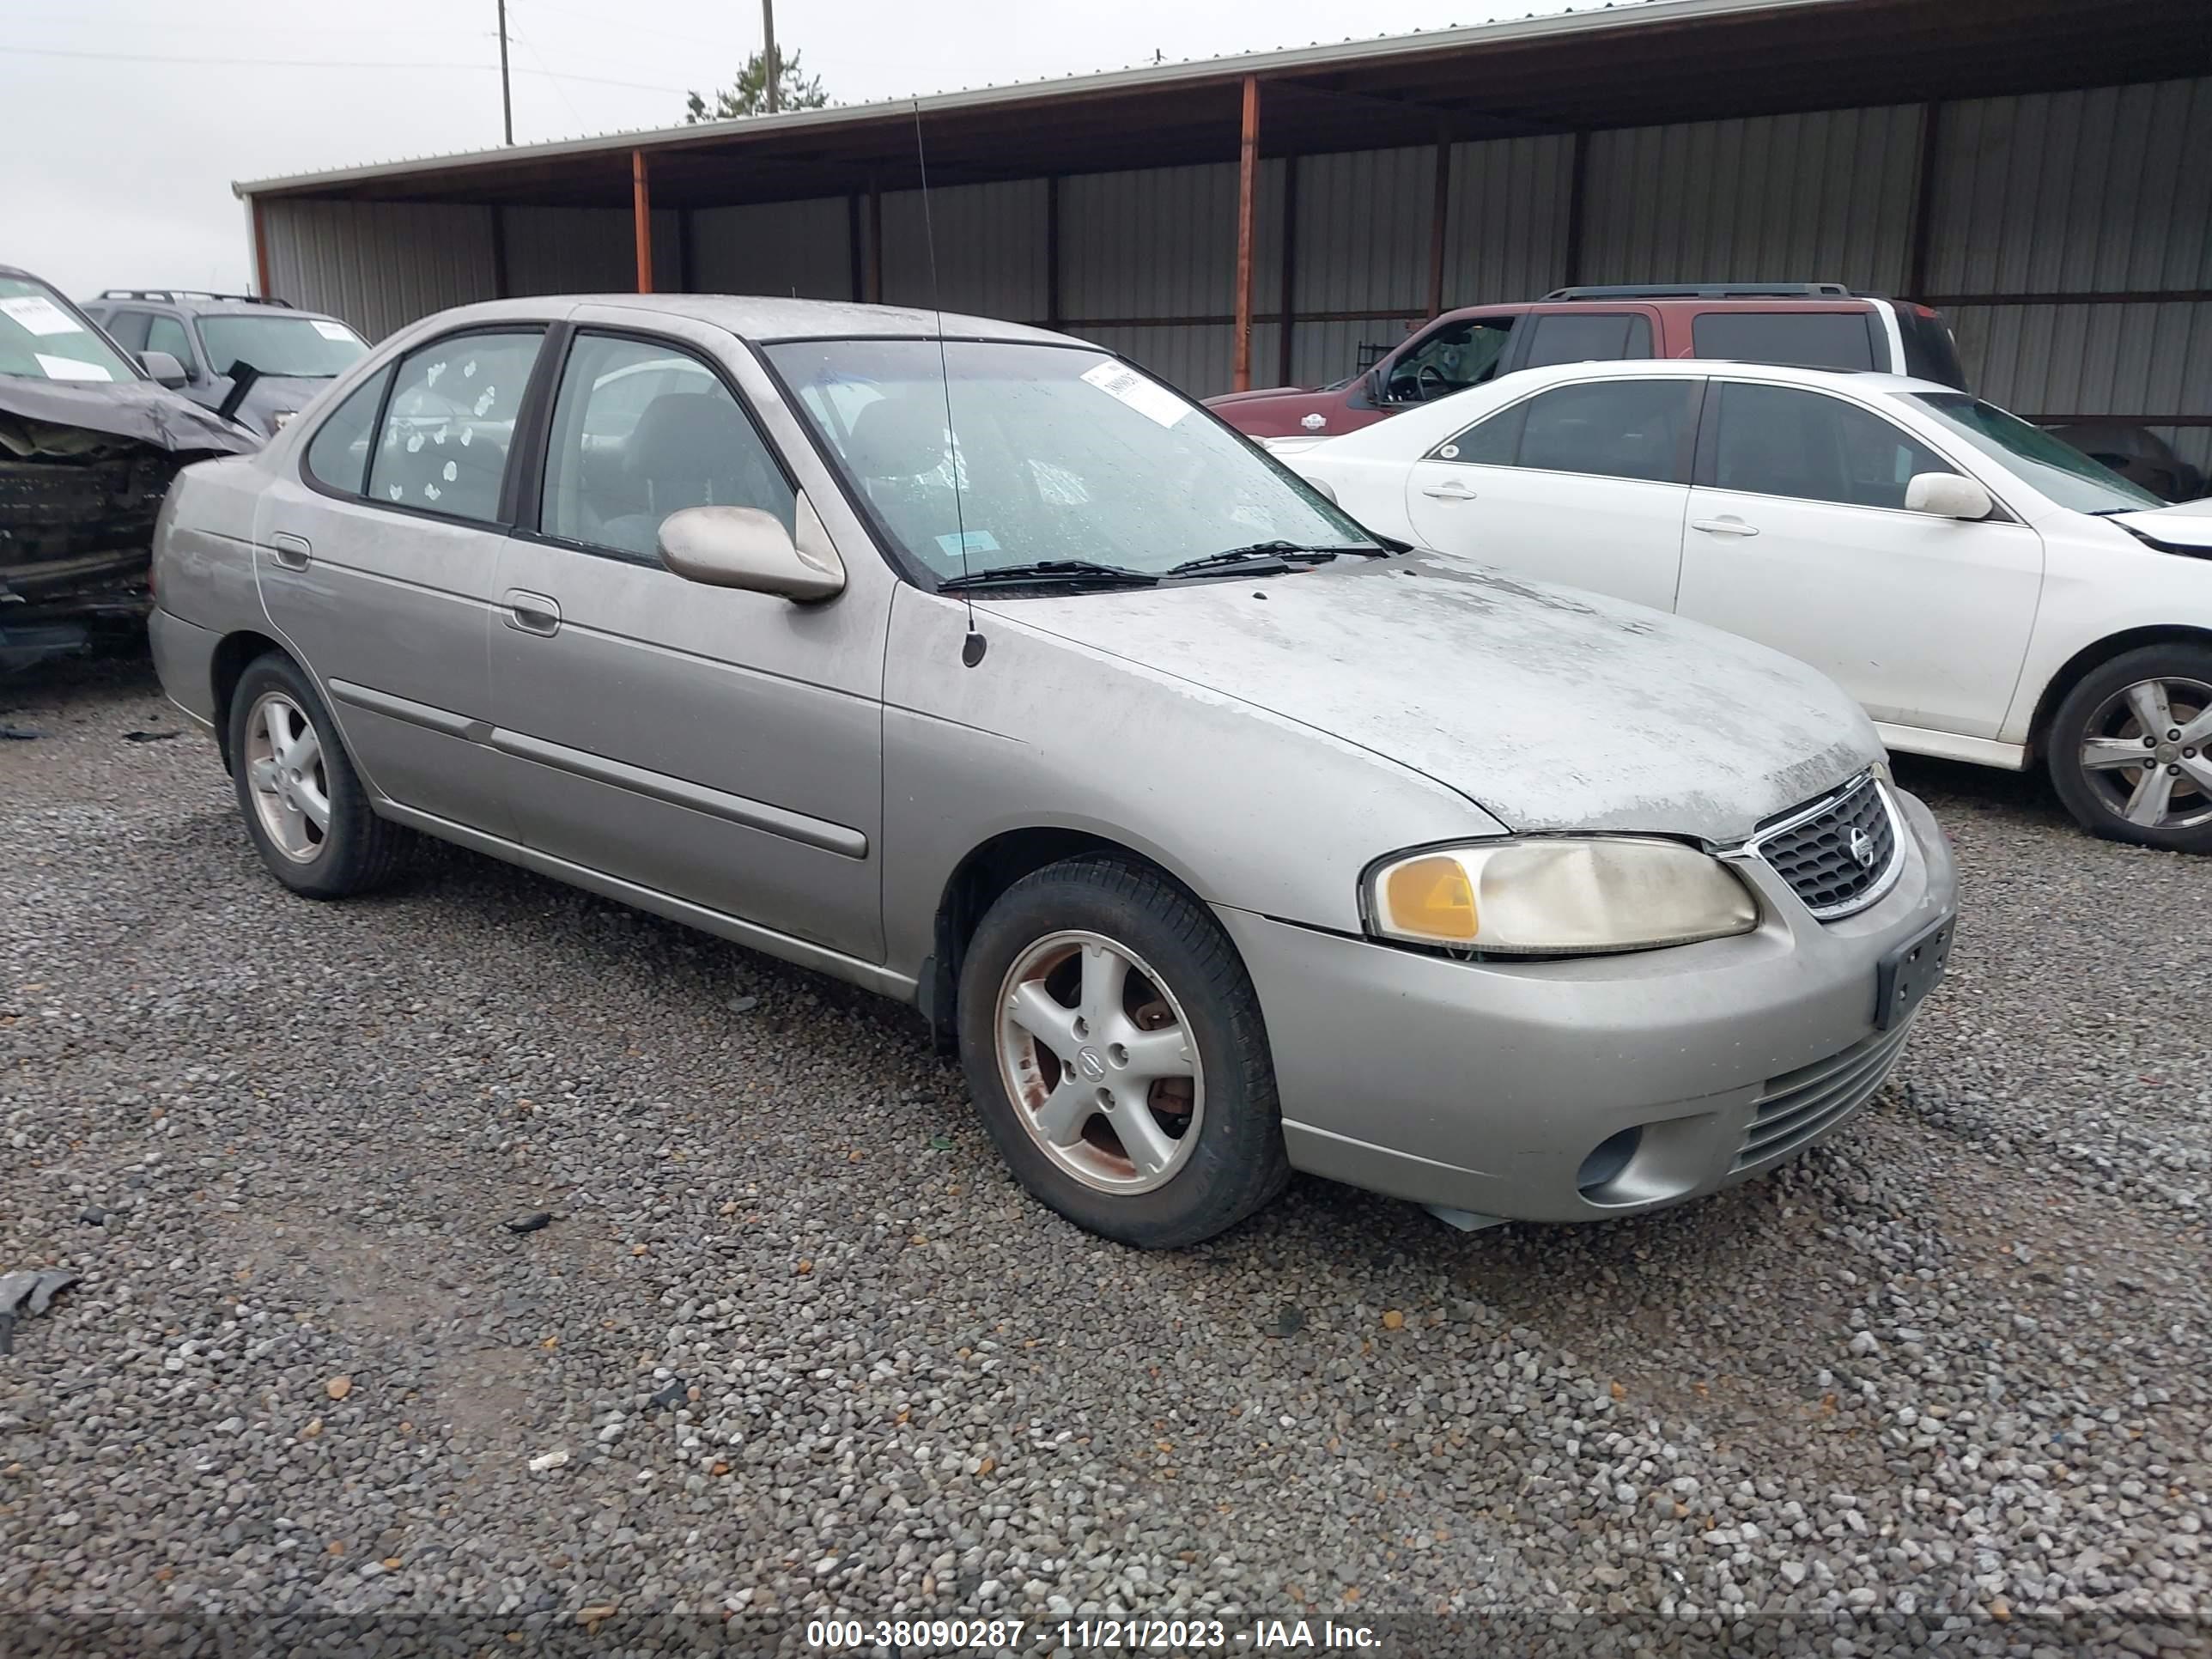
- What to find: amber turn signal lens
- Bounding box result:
[1380,854,1479,943]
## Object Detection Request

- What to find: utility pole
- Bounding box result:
[496,0,514,144]
[762,0,778,112]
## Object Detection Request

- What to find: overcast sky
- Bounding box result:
[3,0,1576,300]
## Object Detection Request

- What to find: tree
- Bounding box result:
[684,48,827,123]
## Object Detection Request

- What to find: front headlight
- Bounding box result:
[1364,837,1759,957]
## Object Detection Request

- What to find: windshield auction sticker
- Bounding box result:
[310,319,356,342]
[1081,360,1189,428]
[1,295,87,337]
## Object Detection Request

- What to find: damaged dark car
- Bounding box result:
[3,264,258,673]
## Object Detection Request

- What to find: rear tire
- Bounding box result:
[2046,643,2212,854]
[957,857,1291,1248]
[227,653,404,897]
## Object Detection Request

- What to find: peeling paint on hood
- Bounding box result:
[994,552,1882,845]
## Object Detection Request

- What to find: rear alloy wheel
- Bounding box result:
[227,653,405,897]
[957,858,1290,1248]
[2049,644,2212,854]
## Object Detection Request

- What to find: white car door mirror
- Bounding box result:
[1905,472,1993,520]
[1304,475,1340,506]
[658,504,845,601]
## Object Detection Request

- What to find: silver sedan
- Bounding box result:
[148,295,1957,1247]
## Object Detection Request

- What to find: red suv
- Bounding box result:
[1207,283,1967,440]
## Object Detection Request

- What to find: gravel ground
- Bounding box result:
[3,655,2209,1657]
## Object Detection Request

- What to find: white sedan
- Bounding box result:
[1269,358,2212,853]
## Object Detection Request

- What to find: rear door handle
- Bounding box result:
[1421,480,1477,501]
[1691,517,1759,538]
[269,532,312,570]
[503,589,562,636]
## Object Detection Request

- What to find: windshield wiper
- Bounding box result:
[938,560,1159,592]
[1166,542,1374,577]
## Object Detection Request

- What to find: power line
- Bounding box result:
[0,42,685,92]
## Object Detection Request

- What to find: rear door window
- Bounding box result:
[365,330,541,524]
[1707,381,1954,509]
[1691,311,1877,373]
[1521,312,1654,369]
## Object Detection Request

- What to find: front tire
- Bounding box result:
[2047,644,2212,854]
[227,653,404,897]
[957,857,1291,1248]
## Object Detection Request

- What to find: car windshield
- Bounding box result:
[1910,393,2161,514]
[0,274,139,384]
[199,313,368,379]
[764,337,1380,582]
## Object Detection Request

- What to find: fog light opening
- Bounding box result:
[1577,1127,1643,1196]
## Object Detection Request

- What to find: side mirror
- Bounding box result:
[140,349,190,390]
[1304,475,1340,506]
[658,502,845,601]
[1905,472,1993,520]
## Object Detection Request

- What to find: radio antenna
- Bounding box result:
[912,100,982,659]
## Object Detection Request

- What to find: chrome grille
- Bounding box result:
[1750,775,1900,920]
[1733,1024,1911,1172]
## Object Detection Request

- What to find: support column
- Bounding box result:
[251,197,272,301]
[631,149,653,295]
[489,205,509,298]
[1231,75,1261,392]
[867,173,884,304]
[1562,131,1589,289]
[1905,101,1944,299]
[848,193,865,301]
[1277,154,1298,386]
[1045,175,1062,330]
[1427,122,1451,318]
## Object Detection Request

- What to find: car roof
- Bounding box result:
[390,293,1078,348]
[1490,356,1960,400]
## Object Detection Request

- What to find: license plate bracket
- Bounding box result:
[1875,913,1954,1030]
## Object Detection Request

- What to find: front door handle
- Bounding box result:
[1691,517,1759,538]
[1421,480,1477,501]
[268,532,312,570]
[503,589,562,636]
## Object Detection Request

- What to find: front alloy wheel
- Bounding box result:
[996,930,1204,1194]
[957,857,1290,1248]
[2050,644,2212,854]
[2075,676,2212,832]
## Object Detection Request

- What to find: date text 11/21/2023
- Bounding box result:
[803,1617,1384,1650]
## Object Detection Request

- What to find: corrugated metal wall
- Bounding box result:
[1927,77,2212,474]
[690,197,853,299]
[259,199,497,342]
[1579,104,1923,292]
[500,206,681,299]
[259,76,2210,457]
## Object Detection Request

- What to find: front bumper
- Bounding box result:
[1218,787,1957,1223]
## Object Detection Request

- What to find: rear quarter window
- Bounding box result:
[1691,311,1877,373]
[1896,308,1969,389]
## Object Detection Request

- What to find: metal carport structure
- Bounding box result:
[237,0,2212,470]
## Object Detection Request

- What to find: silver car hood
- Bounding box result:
[995,553,1881,843]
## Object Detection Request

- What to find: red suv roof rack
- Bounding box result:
[1541,283,1856,301]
